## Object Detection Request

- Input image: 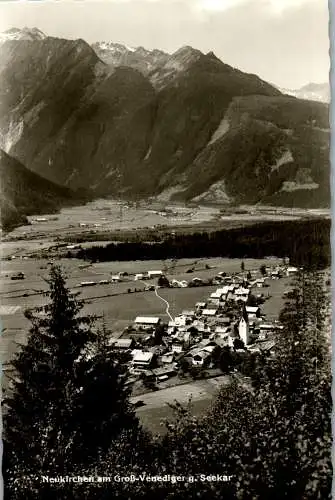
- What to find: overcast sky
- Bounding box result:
[0,0,330,88]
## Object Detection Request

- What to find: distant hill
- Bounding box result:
[280,82,330,103]
[0,149,88,230]
[0,30,330,209]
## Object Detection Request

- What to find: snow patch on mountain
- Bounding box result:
[0,27,46,43]
[208,116,230,145]
[0,119,24,153]
[279,82,329,103]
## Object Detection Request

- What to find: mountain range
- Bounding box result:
[279,83,330,104]
[0,28,330,226]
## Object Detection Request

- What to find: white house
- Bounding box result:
[131,350,154,369]
[174,315,187,327]
[66,244,80,250]
[111,275,121,282]
[286,266,298,277]
[209,291,223,306]
[109,338,134,349]
[216,286,230,297]
[215,325,230,335]
[188,349,211,367]
[182,310,195,318]
[148,270,163,278]
[251,278,265,288]
[208,298,220,307]
[134,316,161,330]
[80,281,96,287]
[195,302,206,310]
[202,309,218,317]
[246,306,261,319]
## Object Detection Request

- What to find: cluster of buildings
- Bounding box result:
[108,263,296,386]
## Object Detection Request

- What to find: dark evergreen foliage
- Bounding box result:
[142,271,332,499]
[75,219,330,270]
[2,267,331,500]
[3,266,139,499]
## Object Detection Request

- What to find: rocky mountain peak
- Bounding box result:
[0,31,329,212]
[0,27,46,42]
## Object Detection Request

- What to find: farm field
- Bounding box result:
[3,200,221,242]
[0,251,288,368]
[2,198,322,245]
[0,216,295,431]
[131,375,231,435]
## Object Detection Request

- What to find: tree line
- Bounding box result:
[3,266,332,499]
[74,218,330,269]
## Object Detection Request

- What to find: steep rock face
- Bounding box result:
[113,53,284,196]
[148,46,204,90]
[0,149,85,230]
[0,31,330,208]
[0,36,155,189]
[167,95,330,206]
[92,43,215,90]
[0,37,101,163]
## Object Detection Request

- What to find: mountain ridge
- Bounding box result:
[0,28,330,211]
[0,149,89,230]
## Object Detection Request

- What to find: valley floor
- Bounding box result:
[0,200,329,434]
[2,199,328,243]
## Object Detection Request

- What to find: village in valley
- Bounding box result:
[0,219,305,431]
[100,261,299,402]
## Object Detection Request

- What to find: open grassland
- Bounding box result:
[3,198,323,244]
[131,375,231,436]
[0,254,286,367]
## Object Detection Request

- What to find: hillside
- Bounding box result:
[0,149,87,230]
[0,30,330,208]
[167,95,330,206]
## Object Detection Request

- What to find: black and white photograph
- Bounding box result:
[0,0,332,498]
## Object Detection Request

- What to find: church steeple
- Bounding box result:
[242,305,249,323]
[239,306,250,346]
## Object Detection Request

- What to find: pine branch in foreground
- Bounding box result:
[3,265,140,500]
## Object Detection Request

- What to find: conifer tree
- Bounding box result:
[148,270,332,499]
[3,266,139,499]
